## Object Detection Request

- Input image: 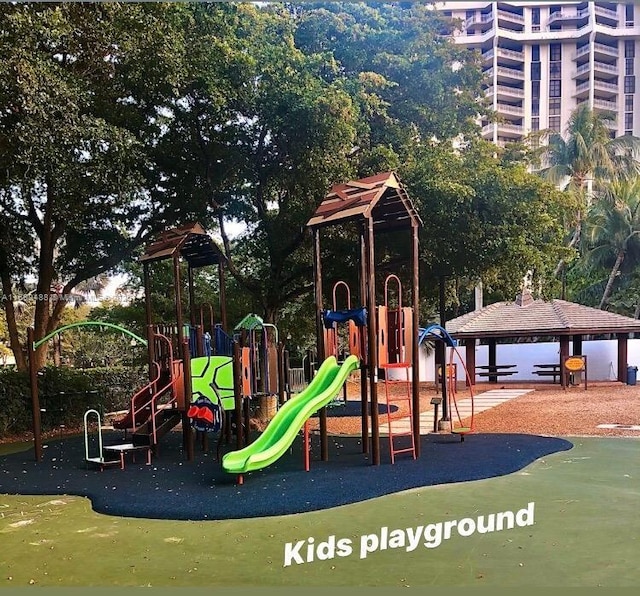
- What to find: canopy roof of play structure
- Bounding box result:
[140,222,226,268]
[307,171,422,231]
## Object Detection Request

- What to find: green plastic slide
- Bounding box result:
[222,354,360,475]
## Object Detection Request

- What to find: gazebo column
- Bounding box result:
[488,339,497,382]
[465,339,476,387]
[559,336,570,388]
[617,333,629,383]
[572,335,582,356]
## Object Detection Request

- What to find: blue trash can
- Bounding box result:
[627,365,638,385]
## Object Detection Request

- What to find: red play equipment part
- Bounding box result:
[446,346,476,441]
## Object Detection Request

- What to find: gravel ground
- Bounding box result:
[309,374,640,438]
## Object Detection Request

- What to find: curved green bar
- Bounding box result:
[33,321,147,349]
[222,354,360,475]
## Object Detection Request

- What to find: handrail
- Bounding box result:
[332,280,352,310]
[384,274,403,310]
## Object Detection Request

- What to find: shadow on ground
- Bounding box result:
[0,431,572,521]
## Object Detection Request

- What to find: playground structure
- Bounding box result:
[27,172,432,477]
[306,171,422,465]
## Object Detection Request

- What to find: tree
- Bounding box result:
[536,104,640,276]
[0,2,190,369]
[404,139,568,314]
[584,177,640,310]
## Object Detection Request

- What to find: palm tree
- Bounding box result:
[537,104,640,280]
[584,177,640,310]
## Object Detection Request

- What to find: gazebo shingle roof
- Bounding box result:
[446,297,640,339]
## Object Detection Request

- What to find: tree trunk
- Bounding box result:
[1,270,27,371]
[599,250,625,310]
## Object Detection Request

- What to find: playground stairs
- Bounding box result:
[132,407,182,448]
[381,363,417,464]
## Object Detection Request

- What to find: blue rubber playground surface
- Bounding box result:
[0,430,572,520]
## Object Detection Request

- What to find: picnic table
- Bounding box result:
[476,364,518,383]
[532,363,562,383]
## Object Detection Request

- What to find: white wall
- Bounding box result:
[416,338,640,382]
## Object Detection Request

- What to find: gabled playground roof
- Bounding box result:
[306,171,422,230]
[140,223,226,268]
[446,294,640,339]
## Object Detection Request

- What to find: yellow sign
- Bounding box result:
[564,356,585,372]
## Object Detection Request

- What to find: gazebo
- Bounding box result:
[446,291,640,387]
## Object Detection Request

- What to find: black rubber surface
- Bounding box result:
[0,429,572,521]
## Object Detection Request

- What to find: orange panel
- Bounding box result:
[241,347,251,397]
[377,305,388,366]
[323,327,336,359]
[348,320,360,358]
[266,346,278,394]
[402,307,413,364]
[172,360,185,409]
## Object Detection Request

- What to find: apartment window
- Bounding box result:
[532,44,540,62]
[625,112,634,130]
[550,43,562,61]
[549,98,561,115]
[532,7,540,31]
[626,58,635,75]
[531,62,541,80]
[549,62,561,78]
[549,116,561,132]
[532,80,540,97]
[532,100,540,116]
[626,95,634,111]
[626,4,634,26]
[531,118,540,132]
[549,80,562,97]
[625,76,636,93]
[625,40,635,58]
[466,10,474,20]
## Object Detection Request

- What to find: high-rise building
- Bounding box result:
[436,2,640,145]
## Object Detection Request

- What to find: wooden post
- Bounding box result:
[232,341,243,449]
[617,333,628,383]
[277,342,286,406]
[359,228,369,453]
[465,340,476,386]
[411,223,420,457]
[218,261,228,332]
[173,255,184,359]
[365,218,380,465]
[182,338,194,461]
[143,263,156,380]
[439,276,449,423]
[487,339,497,382]
[560,335,570,388]
[28,327,43,462]
[312,229,329,461]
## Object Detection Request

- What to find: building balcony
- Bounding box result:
[490,85,525,100]
[485,65,525,83]
[548,7,590,24]
[481,123,496,137]
[593,41,619,59]
[593,98,618,112]
[496,122,525,138]
[494,47,525,65]
[497,9,524,25]
[574,79,619,98]
[495,103,524,117]
[573,60,619,79]
[594,4,619,25]
[465,12,494,30]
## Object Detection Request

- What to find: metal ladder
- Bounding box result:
[381,363,416,464]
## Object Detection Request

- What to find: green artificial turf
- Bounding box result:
[0,437,638,587]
